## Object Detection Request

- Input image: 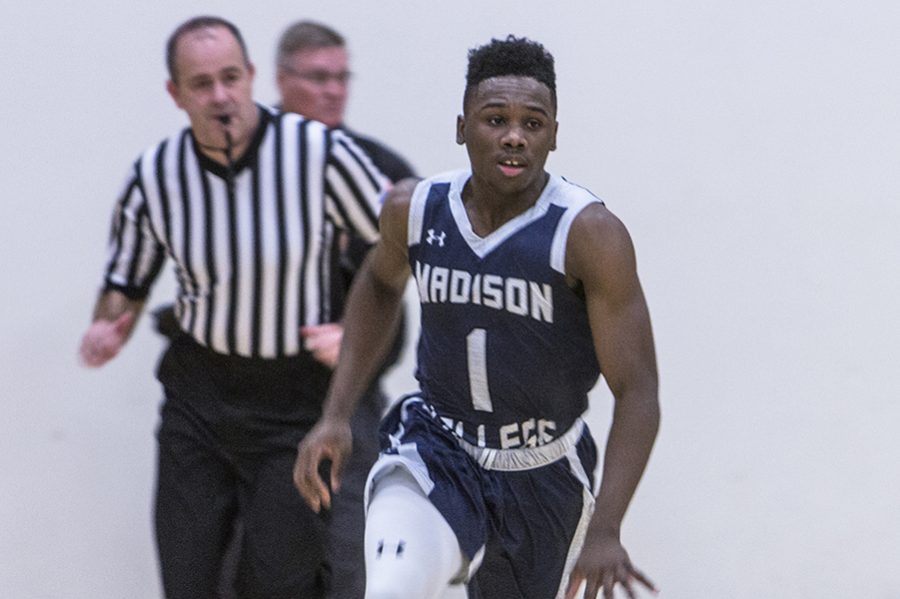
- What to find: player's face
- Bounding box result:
[277,46,350,127]
[457,76,558,198]
[167,26,257,150]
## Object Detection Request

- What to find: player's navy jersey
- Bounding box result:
[407,169,603,449]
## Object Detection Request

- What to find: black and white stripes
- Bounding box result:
[103,106,389,358]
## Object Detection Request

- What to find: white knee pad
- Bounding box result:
[364,467,465,599]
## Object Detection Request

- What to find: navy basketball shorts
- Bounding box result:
[364,396,599,599]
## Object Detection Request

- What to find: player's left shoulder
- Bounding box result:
[573,200,625,234]
[566,199,637,285]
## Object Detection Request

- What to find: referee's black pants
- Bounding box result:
[154,335,333,599]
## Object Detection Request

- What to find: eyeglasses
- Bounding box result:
[280,64,352,86]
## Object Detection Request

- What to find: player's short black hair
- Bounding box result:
[464,35,557,110]
[166,16,250,82]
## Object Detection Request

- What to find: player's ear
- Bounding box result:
[456,114,465,145]
[551,120,558,151]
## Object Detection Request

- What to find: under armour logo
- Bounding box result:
[426,229,446,247]
[375,539,406,558]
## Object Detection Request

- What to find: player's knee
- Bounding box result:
[365,530,434,594]
[365,588,407,599]
[364,467,464,598]
[365,570,414,599]
[366,564,449,599]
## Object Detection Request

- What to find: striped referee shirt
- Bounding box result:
[102,105,390,358]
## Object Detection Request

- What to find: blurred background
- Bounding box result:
[1,1,898,597]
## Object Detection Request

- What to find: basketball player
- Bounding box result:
[294,35,660,599]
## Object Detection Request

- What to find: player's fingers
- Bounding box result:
[630,566,657,593]
[292,460,321,512]
[620,574,638,599]
[580,577,601,599]
[308,474,330,511]
[601,570,616,599]
[295,446,330,512]
[564,571,584,599]
[291,454,312,500]
[316,475,332,511]
[608,564,637,599]
[330,453,346,493]
[311,447,335,511]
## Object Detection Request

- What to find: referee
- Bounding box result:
[78,16,392,599]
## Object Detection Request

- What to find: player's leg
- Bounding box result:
[467,431,598,599]
[364,467,465,599]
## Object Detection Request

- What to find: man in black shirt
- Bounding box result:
[275,20,414,182]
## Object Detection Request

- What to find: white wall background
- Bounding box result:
[1,1,898,597]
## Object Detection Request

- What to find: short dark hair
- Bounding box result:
[166,16,249,82]
[464,35,557,110]
[276,20,345,66]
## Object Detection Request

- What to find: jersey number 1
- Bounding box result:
[466,328,493,412]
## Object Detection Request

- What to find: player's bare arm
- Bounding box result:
[564,203,660,599]
[78,290,144,368]
[293,178,418,512]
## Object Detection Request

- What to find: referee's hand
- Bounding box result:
[78,311,135,368]
[300,323,343,369]
[293,416,353,512]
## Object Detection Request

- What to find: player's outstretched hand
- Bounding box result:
[78,311,135,368]
[293,416,353,513]
[565,530,656,599]
[300,323,344,369]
